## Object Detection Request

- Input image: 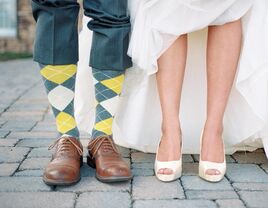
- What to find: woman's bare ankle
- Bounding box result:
[203,120,223,137]
[161,122,182,137]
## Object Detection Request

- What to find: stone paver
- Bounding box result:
[7,131,58,139]
[0,59,268,207]
[0,130,10,138]
[80,164,95,177]
[0,163,20,176]
[0,177,51,192]
[16,138,55,148]
[232,151,268,164]
[19,157,50,170]
[76,192,131,208]
[181,176,233,190]
[132,152,155,163]
[117,146,131,158]
[193,154,236,163]
[1,121,37,132]
[226,164,268,183]
[182,163,198,175]
[183,154,194,163]
[216,199,245,208]
[56,176,131,193]
[261,163,268,173]
[31,121,57,132]
[0,192,75,208]
[0,120,6,127]
[239,191,268,208]
[185,190,239,200]
[0,138,19,146]
[1,111,44,121]
[132,158,154,176]
[0,147,30,163]
[132,162,154,169]
[133,199,217,208]
[14,169,43,177]
[233,182,268,191]
[27,147,51,158]
[132,167,154,176]
[132,176,184,200]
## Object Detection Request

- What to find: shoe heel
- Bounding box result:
[80,156,83,167]
[87,155,96,169]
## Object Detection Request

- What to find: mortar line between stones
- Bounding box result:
[0,121,7,128]
[190,154,198,163]
[39,106,51,123]
[3,130,11,138]
[73,192,80,208]
[13,138,23,147]
[28,121,40,132]
[179,177,187,200]
[225,173,248,207]
[258,163,268,174]
[10,147,32,177]
[212,199,220,208]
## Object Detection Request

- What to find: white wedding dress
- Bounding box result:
[74,0,268,158]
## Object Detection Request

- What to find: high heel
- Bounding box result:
[154,137,182,182]
[199,130,226,182]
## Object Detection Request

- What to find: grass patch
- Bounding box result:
[0,52,32,61]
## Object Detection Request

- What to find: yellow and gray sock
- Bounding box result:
[40,64,79,138]
[91,68,125,138]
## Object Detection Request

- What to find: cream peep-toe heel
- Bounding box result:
[199,130,226,182]
[154,138,182,182]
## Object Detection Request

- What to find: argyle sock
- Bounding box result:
[40,64,80,139]
[91,68,125,139]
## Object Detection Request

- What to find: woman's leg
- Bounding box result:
[202,20,242,175]
[156,34,187,175]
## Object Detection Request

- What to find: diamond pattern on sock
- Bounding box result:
[91,68,125,138]
[94,117,113,135]
[40,65,77,84]
[100,74,125,94]
[56,111,77,134]
[47,85,74,111]
[40,64,79,138]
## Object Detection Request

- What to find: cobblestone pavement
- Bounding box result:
[0,59,268,208]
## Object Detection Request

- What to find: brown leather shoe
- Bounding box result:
[43,136,83,186]
[87,135,132,183]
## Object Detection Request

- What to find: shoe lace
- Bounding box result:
[48,136,83,156]
[88,135,119,158]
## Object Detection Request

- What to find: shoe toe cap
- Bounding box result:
[44,165,79,182]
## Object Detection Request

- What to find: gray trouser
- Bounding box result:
[31,0,132,71]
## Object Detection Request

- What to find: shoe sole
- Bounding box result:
[43,175,81,186]
[198,167,225,183]
[87,155,132,183]
[155,172,182,182]
[96,174,133,183]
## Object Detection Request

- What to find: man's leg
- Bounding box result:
[84,0,132,139]
[84,0,132,182]
[91,68,125,138]
[32,0,80,138]
[32,0,82,186]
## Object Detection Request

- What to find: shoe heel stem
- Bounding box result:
[87,155,96,169]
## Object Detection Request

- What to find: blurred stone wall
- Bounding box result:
[0,0,35,53]
[0,0,83,54]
